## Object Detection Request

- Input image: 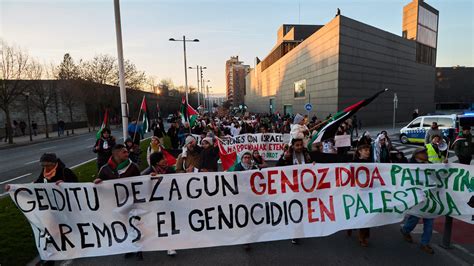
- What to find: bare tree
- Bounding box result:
[79,54,116,85]
[27,61,55,138]
[0,40,30,144]
[115,59,147,90]
[57,54,81,134]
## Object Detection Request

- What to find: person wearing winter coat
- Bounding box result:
[198,137,219,172]
[93,128,116,170]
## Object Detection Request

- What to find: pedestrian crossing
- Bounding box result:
[391,140,459,163]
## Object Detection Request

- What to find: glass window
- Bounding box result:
[423,117,437,127]
[418,6,438,31]
[294,79,306,98]
[437,118,454,128]
[409,117,422,128]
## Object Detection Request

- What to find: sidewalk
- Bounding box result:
[0,127,93,150]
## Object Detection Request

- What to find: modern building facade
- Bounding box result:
[435,67,474,111]
[245,0,438,124]
[226,56,250,107]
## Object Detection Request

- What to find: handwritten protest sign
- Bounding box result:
[218,133,291,160]
[8,163,474,260]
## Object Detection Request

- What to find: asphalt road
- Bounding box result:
[0,128,151,197]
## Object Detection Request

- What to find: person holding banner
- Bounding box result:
[234,151,258,171]
[94,144,141,182]
[93,128,116,170]
[276,138,312,245]
[347,144,372,247]
[400,147,435,254]
[176,136,202,173]
[252,150,268,169]
[142,152,176,175]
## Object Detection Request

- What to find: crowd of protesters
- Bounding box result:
[4,108,474,264]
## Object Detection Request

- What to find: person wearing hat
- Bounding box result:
[35,153,78,184]
[289,113,309,145]
[93,128,116,170]
[400,146,435,254]
[176,136,202,173]
[453,125,473,165]
[425,135,448,163]
[198,137,219,172]
[95,144,140,182]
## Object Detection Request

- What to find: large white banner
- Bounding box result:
[8,163,474,260]
[218,133,291,161]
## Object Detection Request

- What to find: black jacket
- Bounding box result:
[93,137,116,166]
[276,148,312,166]
[35,160,78,183]
[199,146,219,172]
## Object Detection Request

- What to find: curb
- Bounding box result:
[0,131,92,151]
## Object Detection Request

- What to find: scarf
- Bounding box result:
[293,151,306,165]
[240,161,253,170]
[43,163,58,181]
[150,142,161,153]
[107,158,132,175]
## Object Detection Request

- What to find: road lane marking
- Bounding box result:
[0,173,33,185]
[40,146,57,151]
[70,158,96,169]
[24,160,39,165]
[85,137,94,141]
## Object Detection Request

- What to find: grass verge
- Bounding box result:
[0,138,151,265]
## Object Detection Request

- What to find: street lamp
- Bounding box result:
[188,65,206,107]
[393,92,398,130]
[169,36,199,104]
[23,92,33,141]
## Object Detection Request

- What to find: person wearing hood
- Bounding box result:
[198,137,219,172]
[176,136,202,173]
[125,137,141,165]
[372,134,390,163]
[401,147,435,254]
[93,128,116,170]
[234,151,258,171]
[147,136,163,167]
[289,113,309,145]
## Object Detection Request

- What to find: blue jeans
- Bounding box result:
[402,215,434,245]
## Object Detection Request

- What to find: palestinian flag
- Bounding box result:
[307,88,388,150]
[181,97,199,127]
[140,96,149,134]
[162,148,177,167]
[217,138,238,171]
[96,109,109,140]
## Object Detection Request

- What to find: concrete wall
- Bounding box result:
[246,15,436,124]
[246,16,341,118]
[338,16,435,124]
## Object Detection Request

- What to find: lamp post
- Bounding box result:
[393,92,398,130]
[23,92,33,141]
[188,65,206,107]
[169,36,199,104]
[114,0,129,141]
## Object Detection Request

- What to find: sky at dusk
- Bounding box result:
[1,0,473,95]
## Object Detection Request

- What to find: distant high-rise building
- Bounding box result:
[225,56,250,107]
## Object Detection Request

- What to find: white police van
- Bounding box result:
[399,114,456,144]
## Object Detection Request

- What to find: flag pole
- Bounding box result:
[132,95,145,143]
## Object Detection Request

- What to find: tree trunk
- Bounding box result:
[69,106,74,135]
[43,111,49,138]
[4,106,14,144]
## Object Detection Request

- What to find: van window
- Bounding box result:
[459,117,474,127]
[437,118,454,128]
[408,117,422,128]
[423,117,437,127]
